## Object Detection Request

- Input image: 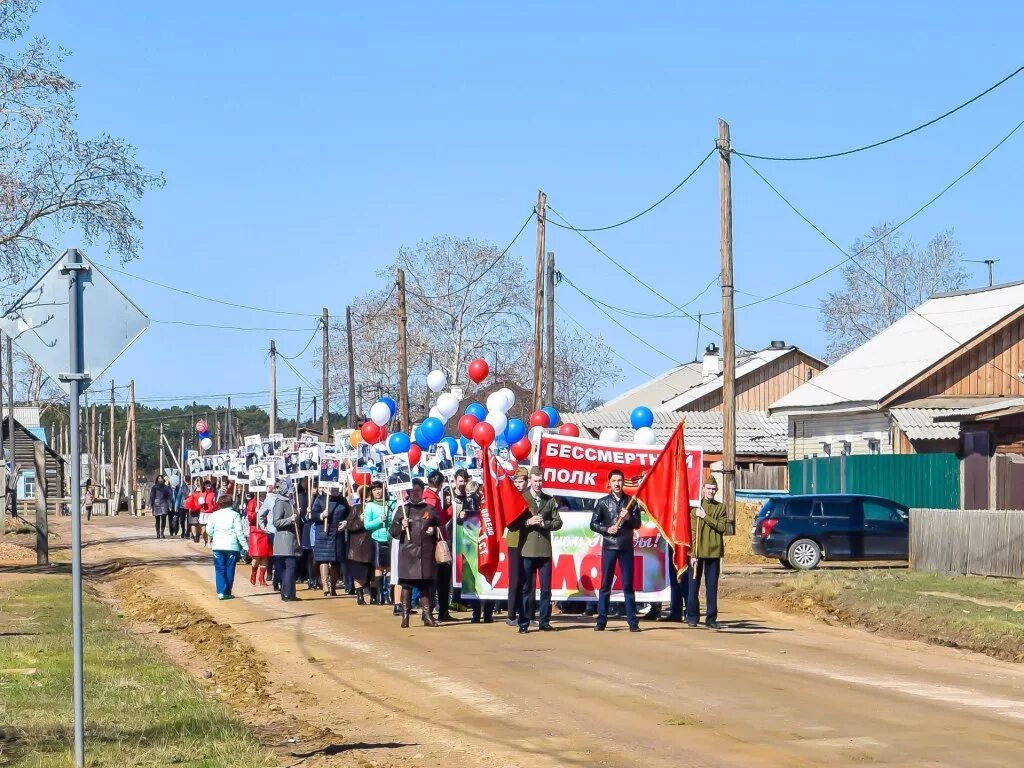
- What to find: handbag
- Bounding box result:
[434,529,452,565]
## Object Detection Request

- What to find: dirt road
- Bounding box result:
[63,516,1024,767]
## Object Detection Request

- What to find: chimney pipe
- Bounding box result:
[703,343,721,383]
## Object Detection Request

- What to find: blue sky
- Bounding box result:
[23,1,1024,413]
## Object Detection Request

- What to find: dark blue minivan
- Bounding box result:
[751,494,909,570]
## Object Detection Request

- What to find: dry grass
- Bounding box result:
[727,501,773,565]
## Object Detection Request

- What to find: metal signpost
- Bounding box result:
[1,249,148,768]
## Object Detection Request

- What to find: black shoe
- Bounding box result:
[518,626,528,634]
[538,624,555,632]
[356,589,366,606]
[594,624,606,632]
[706,621,721,630]
[483,617,494,624]
[686,620,698,628]
[629,624,641,633]
[392,604,402,616]
[658,615,684,623]
[470,617,481,624]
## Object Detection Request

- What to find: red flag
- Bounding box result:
[479,447,528,583]
[633,421,693,577]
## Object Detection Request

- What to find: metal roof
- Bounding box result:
[770,281,1024,413]
[592,362,705,412]
[561,410,788,455]
[932,397,1024,422]
[659,347,797,411]
[890,408,962,441]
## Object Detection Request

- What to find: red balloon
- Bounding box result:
[558,423,580,437]
[378,425,388,443]
[351,469,372,486]
[510,437,532,461]
[458,413,479,440]
[472,421,496,448]
[528,410,550,429]
[360,421,382,444]
[409,444,422,467]
[468,358,490,384]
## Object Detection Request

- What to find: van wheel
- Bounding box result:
[787,539,821,570]
[779,558,795,569]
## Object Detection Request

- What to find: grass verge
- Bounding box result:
[724,568,1024,662]
[0,575,276,767]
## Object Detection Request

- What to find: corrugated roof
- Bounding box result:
[659,347,796,411]
[593,362,705,412]
[890,408,962,441]
[770,282,1024,412]
[561,410,787,454]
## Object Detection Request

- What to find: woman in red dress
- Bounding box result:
[246,493,271,586]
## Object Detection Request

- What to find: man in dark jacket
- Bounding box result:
[686,475,727,629]
[590,469,642,631]
[516,466,563,633]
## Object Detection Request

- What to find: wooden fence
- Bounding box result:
[910,508,1024,578]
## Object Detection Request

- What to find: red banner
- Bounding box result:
[537,432,703,506]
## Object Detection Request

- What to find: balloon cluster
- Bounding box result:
[195,419,213,451]
[629,405,657,445]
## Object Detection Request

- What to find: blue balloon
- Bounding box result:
[505,418,526,444]
[458,436,471,455]
[388,431,411,454]
[380,396,397,418]
[630,405,654,429]
[541,406,560,428]
[415,427,431,450]
[440,436,459,458]
[465,402,487,421]
[495,434,509,449]
[420,416,445,445]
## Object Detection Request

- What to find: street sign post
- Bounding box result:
[1,249,148,768]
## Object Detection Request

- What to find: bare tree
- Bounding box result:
[552,325,621,412]
[820,224,968,360]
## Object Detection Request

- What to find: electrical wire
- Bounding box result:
[279,354,319,393]
[556,270,721,320]
[152,319,319,333]
[734,63,1024,161]
[546,148,716,232]
[277,322,322,361]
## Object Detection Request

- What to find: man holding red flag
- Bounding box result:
[632,421,694,586]
[479,447,528,590]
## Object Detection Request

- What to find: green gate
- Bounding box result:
[788,454,959,509]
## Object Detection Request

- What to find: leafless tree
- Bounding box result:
[819,224,968,360]
[552,325,621,411]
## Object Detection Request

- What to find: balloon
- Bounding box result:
[458,413,479,439]
[349,430,363,448]
[634,426,657,445]
[199,431,210,441]
[195,419,208,434]
[511,437,532,461]
[369,401,391,426]
[169,473,181,488]
[485,410,508,436]
[426,369,448,393]
[378,425,388,442]
[360,421,382,444]
[505,418,526,444]
[465,402,487,421]
[468,358,489,384]
[486,391,509,414]
[352,468,372,486]
[436,392,460,419]
[630,405,654,430]
[498,387,515,411]
[414,427,431,450]
[529,410,550,429]
[458,436,471,455]
[429,405,448,424]
[409,444,422,467]
[373,442,388,459]
[528,426,545,444]
[200,437,213,451]
[380,396,397,418]
[558,423,580,437]
[599,428,620,443]
[420,416,445,445]
[472,421,496,448]
[440,436,460,458]
[541,406,560,428]
[388,431,411,454]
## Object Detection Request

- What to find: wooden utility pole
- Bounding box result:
[226,396,233,448]
[129,380,138,515]
[109,381,115,495]
[6,334,15,502]
[159,423,165,475]
[718,119,736,535]
[89,403,97,483]
[544,251,556,406]
[269,340,278,435]
[321,308,330,437]
[396,269,410,432]
[83,391,90,479]
[34,440,48,565]
[346,305,356,428]
[532,189,547,411]
[295,386,302,437]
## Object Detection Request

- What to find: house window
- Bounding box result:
[20,471,35,500]
[867,438,881,455]
[806,367,815,380]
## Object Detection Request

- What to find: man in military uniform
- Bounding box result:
[516,466,563,633]
[685,475,727,629]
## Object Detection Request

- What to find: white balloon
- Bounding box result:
[369,401,391,426]
[200,437,213,451]
[373,441,388,457]
[169,473,181,488]
[599,428,619,443]
[426,369,448,393]
[498,387,515,411]
[429,405,448,423]
[436,392,460,419]
[486,392,508,414]
[485,410,508,436]
[634,426,657,445]
[528,426,545,444]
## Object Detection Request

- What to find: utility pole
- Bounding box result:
[6,334,15,507]
[84,391,90,479]
[346,305,356,428]
[109,381,115,495]
[129,380,137,516]
[89,403,97,483]
[718,118,736,536]
[311,396,317,429]
[226,396,233,448]
[269,340,278,435]
[532,189,547,411]
[396,268,410,432]
[296,386,302,437]
[321,308,329,437]
[159,423,164,475]
[544,251,556,407]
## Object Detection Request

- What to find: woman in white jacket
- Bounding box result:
[205,494,249,599]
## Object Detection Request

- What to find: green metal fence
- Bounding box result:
[788,453,959,509]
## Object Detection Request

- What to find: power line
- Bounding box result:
[546,148,716,232]
[152,319,319,333]
[734,63,1024,161]
[279,354,319,393]
[557,270,721,320]
[277,322,322,361]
